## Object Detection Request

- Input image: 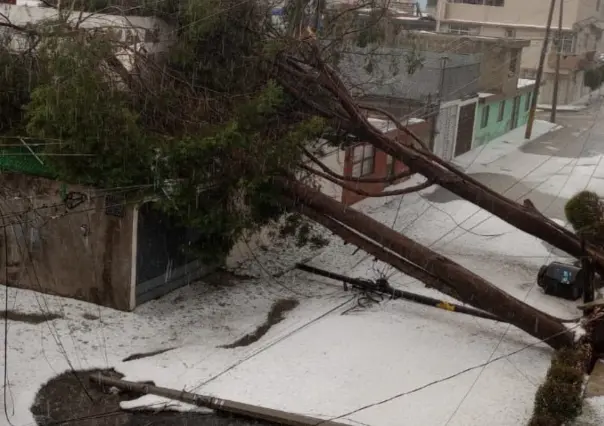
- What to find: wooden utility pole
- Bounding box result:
[429,56,449,151]
[89,374,352,426]
[295,263,503,322]
[550,0,564,123]
[582,238,595,314]
[525,0,557,139]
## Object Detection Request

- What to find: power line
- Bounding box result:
[314,315,595,425]
[188,295,356,393]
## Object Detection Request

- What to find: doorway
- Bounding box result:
[454,102,476,157]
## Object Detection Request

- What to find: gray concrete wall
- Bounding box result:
[0,173,134,310]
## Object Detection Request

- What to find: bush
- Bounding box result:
[565,190,604,241]
[529,347,587,426]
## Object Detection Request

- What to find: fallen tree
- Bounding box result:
[0,0,592,353]
[280,178,576,349]
[275,41,604,273]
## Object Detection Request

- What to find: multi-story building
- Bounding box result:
[427,0,604,104]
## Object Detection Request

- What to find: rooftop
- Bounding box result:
[414,30,532,49]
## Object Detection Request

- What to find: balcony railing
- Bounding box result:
[547,50,596,71]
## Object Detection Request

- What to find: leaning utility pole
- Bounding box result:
[550,0,564,123]
[525,0,557,139]
[89,374,352,426]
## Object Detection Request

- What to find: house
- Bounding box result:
[1,2,175,63]
[412,32,532,158]
[340,117,430,205]
[428,0,603,104]
[472,79,535,148]
[0,149,213,311]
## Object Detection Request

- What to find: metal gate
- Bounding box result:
[134,202,213,305]
[454,102,476,157]
[433,104,459,161]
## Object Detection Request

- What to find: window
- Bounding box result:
[521,68,537,79]
[554,33,575,54]
[386,155,395,178]
[525,93,531,111]
[447,24,480,35]
[498,101,505,121]
[351,144,375,178]
[481,105,490,128]
[504,28,516,39]
[509,49,519,73]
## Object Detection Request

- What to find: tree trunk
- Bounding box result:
[355,124,604,271]
[283,179,575,349]
[289,200,462,301]
[278,61,604,269]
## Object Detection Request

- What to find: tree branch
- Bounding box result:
[301,145,413,184]
[300,163,433,197]
[357,103,431,152]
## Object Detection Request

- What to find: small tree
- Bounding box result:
[565,190,604,246]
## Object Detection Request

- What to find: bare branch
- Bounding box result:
[301,145,412,184]
[357,103,431,152]
[300,163,433,197]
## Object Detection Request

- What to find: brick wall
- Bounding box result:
[341,120,430,205]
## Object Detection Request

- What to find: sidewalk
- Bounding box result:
[537,88,604,112]
[452,119,562,171]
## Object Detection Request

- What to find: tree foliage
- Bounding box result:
[565,190,604,245]
[0,0,424,261]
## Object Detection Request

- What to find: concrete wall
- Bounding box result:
[472,90,532,147]
[312,145,346,202]
[338,44,481,102]
[0,173,133,310]
[397,32,529,96]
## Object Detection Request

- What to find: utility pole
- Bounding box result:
[525,0,557,139]
[550,0,564,123]
[581,238,595,314]
[429,56,448,151]
[90,374,352,426]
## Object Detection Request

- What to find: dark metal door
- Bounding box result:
[454,103,476,157]
[135,203,212,305]
[511,96,521,130]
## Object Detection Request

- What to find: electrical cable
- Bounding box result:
[188,295,356,393]
[314,313,598,426]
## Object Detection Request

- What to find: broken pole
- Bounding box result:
[295,263,504,323]
[89,374,351,426]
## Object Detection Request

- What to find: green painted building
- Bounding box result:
[472,89,533,148]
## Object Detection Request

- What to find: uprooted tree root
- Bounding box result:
[529,343,593,426]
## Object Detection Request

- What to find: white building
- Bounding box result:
[427,0,604,104]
